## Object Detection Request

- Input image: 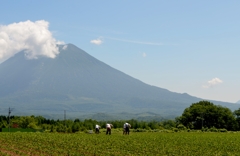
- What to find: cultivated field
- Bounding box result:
[0,131,239,156]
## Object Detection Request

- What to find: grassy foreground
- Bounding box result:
[0,131,239,156]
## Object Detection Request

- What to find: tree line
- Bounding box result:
[0,115,176,133]
[1,100,240,132]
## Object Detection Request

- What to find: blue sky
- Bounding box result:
[1,1,239,103]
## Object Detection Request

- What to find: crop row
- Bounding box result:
[0,132,240,155]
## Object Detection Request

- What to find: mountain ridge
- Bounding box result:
[0,44,239,118]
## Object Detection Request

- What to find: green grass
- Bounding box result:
[0,132,239,155]
[1,128,42,132]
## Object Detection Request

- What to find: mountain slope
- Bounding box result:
[0,44,238,118]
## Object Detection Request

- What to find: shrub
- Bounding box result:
[159,129,174,133]
[132,128,147,132]
[177,124,186,130]
[172,128,179,132]
[201,127,208,132]
[209,127,218,132]
[219,129,227,132]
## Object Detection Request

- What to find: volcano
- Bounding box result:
[0,44,238,118]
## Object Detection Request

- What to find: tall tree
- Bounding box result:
[178,101,237,130]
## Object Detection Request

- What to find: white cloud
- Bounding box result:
[202,77,223,88]
[0,20,63,62]
[62,45,68,50]
[142,52,147,57]
[208,78,223,85]
[90,38,103,45]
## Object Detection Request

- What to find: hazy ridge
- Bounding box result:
[0,44,239,119]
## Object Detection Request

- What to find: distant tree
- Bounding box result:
[27,122,38,129]
[178,101,237,130]
[15,116,37,128]
[233,108,240,130]
[35,116,46,125]
[72,122,81,132]
[160,120,176,129]
[148,121,159,129]
[0,120,7,128]
[74,119,80,123]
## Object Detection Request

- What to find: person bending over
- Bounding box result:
[95,124,101,134]
[123,123,131,135]
[106,123,113,135]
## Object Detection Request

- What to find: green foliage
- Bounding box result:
[3,103,240,134]
[218,128,228,132]
[132,128,147,132]
[177,124,186,130]
[201,127,228,133]
[209,127,219,132]
[234,108,240,130]
[1,132,240,155]
[1,128,41,132]
[160,120,176,129]
[178,100,237,130]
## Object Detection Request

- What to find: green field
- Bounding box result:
[0,131,239,156]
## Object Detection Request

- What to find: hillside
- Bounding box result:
[0,44,238,118]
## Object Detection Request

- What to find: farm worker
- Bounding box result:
[95,124,101,134]
[123,123,127,134]
[123,123,131,135]
[106,123,113,135]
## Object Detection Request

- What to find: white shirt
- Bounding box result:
[106,124,111,128]
[124,123,128,128]
[95,125,100,129]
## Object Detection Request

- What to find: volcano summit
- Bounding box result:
[0,44,237,118]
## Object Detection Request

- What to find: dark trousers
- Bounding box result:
[95,128,99,134]
[106,128,111,135]
[125,127,130,135]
